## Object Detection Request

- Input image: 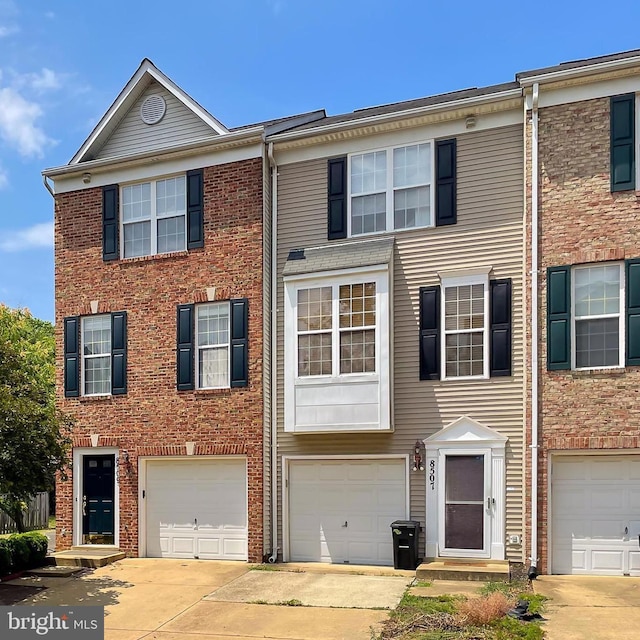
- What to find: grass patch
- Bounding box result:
[376,584,546,640]
[412,580,433,588]
[250,563,279,571]
[249,598,304,607]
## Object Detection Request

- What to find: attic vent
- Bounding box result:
[140,94,166,125]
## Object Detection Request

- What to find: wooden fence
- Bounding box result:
[0,493,50,534]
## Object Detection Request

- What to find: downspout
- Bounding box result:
[267,142,279,563]
[528,82,540,579]
[43,175,54,197]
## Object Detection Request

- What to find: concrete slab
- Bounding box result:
[206,570,409,609]
[535,576,640,640]
[158,601,386,640]
[25,565,83,577]
[104,631,148,640]
[98,558,249,587]
[262,562,415,578]
[104,584,215,631]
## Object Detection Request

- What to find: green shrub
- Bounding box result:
[7,535,30,569]
[21,532,48,567]
[0,539,12,574]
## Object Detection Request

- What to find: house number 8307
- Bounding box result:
[429,460,436,490]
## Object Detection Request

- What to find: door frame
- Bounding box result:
[281,454,410,563]
[137,455,248,559]
[424,416,506,561]
[73,447,120,548]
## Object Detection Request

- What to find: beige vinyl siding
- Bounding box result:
[96,81,216,160]
[275,124,525,561]
[262,157,272,554]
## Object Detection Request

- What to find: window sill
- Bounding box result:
[193,388,232,398]
[348,225,435,241]
[76,395,114,403]
[567,367,627,378]
[117,250,190,266]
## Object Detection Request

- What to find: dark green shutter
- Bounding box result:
[187,169,204,249]
[328,157,347,240]
[490,279,512,377]
[547,266,571,370]
[177,304,195,390]
[102,185,119,260]
[111,311,127,395]
[626,258,640,365]
[611,94,635,192]
[230,298,249,388]
[435,139,457,226]
[419,286,440,380]
[64,316,80,397]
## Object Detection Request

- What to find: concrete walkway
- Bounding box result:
[535,575,640,640]
[2,559,399,640]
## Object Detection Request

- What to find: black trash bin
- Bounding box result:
[390,520,420,570]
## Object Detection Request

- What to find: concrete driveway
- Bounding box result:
[535,575,640,640]
[0,559,411,640]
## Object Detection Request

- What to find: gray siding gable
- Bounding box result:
[95,81,218,161]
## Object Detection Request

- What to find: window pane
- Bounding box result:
[199,346,229,388]
[351,193,386,235]
[393,143,430,188]
[123,221,151,258]
[339,282,376,329]
[445,284,484,331]
[575,317,619,368]
[122,183,151,222]
[297,287,332,331]
[298,333,332,376]
[83,316,111,355]
[156,176,186,217]
[394,186,431,229]
[157,215,186,253]
[340,329,375,374]
[350,151,386,195]
[197,303,229,347]
[445,332,483,377]
[84,355,111,395]
[575,265,620,317]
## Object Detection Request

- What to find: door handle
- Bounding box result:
[194,518,198,529]
[82,495,87,517]
[625,526,629,535]
[342,521,348,528]
[487,497,491,511]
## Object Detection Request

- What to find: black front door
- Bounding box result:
[82,455,115,545]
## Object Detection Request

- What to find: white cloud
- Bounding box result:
[26,68,62,91]
[0,86,54,157]
[0,166,8,189]
[0,221,53,252]
[0,25,18,37]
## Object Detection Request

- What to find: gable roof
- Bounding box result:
[70,59,229,164]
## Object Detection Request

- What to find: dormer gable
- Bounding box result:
[424,416,508,447]
[71,59,228,164]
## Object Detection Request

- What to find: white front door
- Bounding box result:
[286,458,407,565]
[552,455,640,575]
[439,452,491,558]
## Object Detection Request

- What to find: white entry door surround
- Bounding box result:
[424,417,506,560]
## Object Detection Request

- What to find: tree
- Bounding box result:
[0,305,71,532]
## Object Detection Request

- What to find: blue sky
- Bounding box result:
[1,0,639,322]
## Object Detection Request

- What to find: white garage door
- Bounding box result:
[145,458,247,560]
[287,459,407,565]
[552,456,640,575]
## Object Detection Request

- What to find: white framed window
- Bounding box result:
[121,175,186,258]
[284,267,391,432]
[196,302,230,389]
[349,142,433,237]
[572,263,624,369]
[441,273,489,379]
[296,281,377,377]
[82,315,111,396]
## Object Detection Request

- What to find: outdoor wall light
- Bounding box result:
[82,172,91,184]
[412,440,425,472]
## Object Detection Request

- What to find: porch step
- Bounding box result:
[48,548,125,568]
[416,558,510,582]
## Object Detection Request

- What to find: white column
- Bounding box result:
[425,449,439,558]
[491,451,506,559]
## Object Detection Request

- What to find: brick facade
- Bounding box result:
[529,96,640,572]
[54,157,265,562]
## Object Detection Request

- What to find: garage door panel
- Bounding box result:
[553,456,640,575]
[288,459,406,566]
[145,458,247,561]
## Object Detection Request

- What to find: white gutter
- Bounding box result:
[267,141,279,563]
[42,175,54,197]
[529,82,540,576]
[267,88,522,143]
